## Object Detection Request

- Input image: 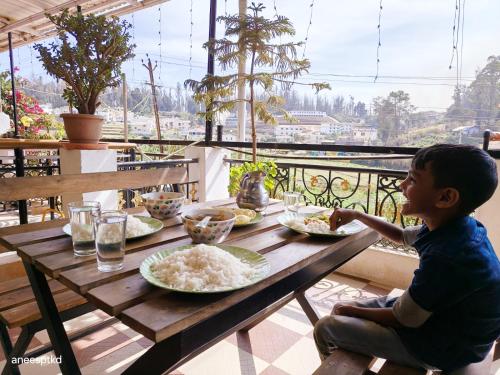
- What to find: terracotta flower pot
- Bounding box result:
[60,113,104,144]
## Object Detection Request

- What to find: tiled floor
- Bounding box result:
[1,273,499,374]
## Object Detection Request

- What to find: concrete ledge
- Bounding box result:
[337,245,418,290]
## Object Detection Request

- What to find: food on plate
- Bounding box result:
[216,207,257,219]
[303,212,330,226]
[150,244,256,291]
[234,214,252,225]
[126,215,153,237]
[286,211,348,234]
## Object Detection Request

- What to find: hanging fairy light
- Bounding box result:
[448,0,459,71]
[374,0,383,82]
[459,0,466,86]
[158,5,162,81]
[132,13,136,80]
[273,0,279,19]
[29,45,34,78]
[189,0,194,79]
[448,0,465,88]
[301,0,315,59]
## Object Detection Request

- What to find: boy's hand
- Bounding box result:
[333,304,355,316]
[329,208,359,231]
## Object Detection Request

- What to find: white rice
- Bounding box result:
[126,215,153,237]
[288,218,330,233]
[150,244,256,291]
[287,218,346,234]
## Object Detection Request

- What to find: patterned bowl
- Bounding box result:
[141,192,184,219]
[182,209,236,244]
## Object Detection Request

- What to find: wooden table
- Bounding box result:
[1,199,380,375]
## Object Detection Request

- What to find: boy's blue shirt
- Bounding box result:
[394,216,500,371]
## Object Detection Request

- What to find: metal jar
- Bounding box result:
[236,171,269,212]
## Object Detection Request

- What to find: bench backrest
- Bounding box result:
[0,166,191,201]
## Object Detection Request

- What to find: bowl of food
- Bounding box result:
[141,192,184,219]
[182,208,236,244]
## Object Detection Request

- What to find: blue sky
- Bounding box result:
[0,0,498,111]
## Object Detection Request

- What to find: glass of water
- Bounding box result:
[283,191,306,215]
[95,210,127,272]
[68,201,101,256]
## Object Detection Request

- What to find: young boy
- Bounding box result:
[314,144,500,372]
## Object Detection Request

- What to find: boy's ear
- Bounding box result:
[435,188,460,209]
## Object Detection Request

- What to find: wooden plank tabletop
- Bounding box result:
[3,198,380,344]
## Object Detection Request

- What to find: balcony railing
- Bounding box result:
[228,158,419,255]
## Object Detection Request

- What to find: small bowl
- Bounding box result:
[182,208,236,244]
[141,192,184,219]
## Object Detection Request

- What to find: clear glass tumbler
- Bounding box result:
[68,201,101,256]
[95,210,127,272]
[283,191,306,215]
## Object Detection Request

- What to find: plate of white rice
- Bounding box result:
[140,244,271,293]
[277,212,367,237]
[63,215,163,240]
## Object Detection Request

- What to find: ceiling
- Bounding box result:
[0,0,170,53]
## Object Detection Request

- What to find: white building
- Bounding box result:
[352,126,378,143]
[320,122,353,135]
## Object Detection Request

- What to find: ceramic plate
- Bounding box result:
[62,215,164,240]
[140,244,271,293]
[277,212,367,237]
[233,212,264,227]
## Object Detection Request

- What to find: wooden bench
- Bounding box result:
[313,288,498,375]
[0,166,193,374]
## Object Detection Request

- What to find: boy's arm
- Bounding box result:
[335,305,403,328]
[330,208,404,244]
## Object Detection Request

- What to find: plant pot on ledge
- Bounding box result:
[61,113,104,144]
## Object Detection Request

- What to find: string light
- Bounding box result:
[273,0,279,19]
[448,0,459,70]
[189,0,193,79]
[456,0,461,87]
[302,0,315,59]
[224,0,227,17]
[132,13,136,80]
[29,45,34,78]
[158,6,162,81]
[459,0,466,86]
[375,0,383,82]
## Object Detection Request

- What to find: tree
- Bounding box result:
[445,56,499,129]
[185,2,329,162]
[373,90,415,143]
[354,101,367,118]
[34,10,135,114]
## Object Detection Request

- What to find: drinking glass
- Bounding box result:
[95,210,127,272]
[68,201,101,256]
[283,192,306,215]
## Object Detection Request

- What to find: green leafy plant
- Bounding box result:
[229,161,278,196]
[185,2,329,163]
[34,10,135,114]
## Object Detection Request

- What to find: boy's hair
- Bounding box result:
[412,144,498,214]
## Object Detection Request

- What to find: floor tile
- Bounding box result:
[259,364,290,375]
[178,340,269,375]
[226,320,303,363]
[272,337,321,375]
[82,343,146,375]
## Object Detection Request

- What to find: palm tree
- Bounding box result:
[185,2,329,163]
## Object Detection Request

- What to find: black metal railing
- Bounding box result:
[0,150,60,216]
[117,158,200,208]
[228,158,419,255]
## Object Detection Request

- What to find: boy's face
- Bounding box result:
[399,162,444,218]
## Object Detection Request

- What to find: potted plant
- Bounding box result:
[185,2,329,210]
[34,10,135,144]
